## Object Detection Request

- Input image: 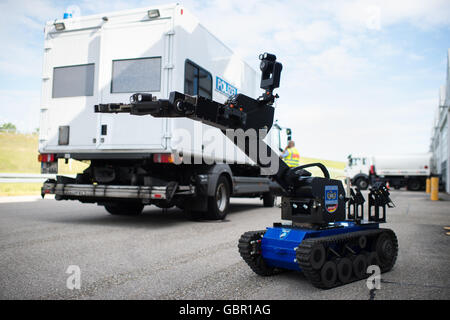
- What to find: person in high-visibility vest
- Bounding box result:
[280,140,300,168]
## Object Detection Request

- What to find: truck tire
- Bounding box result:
[355,177,369,190]
[263,192,275,207]
[407,179,421,191]
[205,176,230,220]
[104,202,144,216]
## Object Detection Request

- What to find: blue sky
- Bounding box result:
[0,0,449,160]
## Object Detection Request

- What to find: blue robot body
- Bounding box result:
[261,222,379,271]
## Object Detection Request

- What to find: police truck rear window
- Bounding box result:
[52,64,95,98]
[111,57,161,93]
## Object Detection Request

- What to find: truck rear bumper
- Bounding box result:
[41,181,195,202]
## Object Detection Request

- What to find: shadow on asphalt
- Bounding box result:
[37,202,266,228]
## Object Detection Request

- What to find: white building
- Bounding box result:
[430,49,450,193]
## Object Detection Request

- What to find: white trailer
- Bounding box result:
[345,153,433,191]
[39,4,285,219]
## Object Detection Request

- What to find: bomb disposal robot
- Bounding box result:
[96,53,398,289]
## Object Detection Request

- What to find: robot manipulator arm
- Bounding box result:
[95,53,312,195]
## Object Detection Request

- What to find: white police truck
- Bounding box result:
[39,4,286,219]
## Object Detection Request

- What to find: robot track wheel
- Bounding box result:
[238,230,276,277]
[296,228,398,289]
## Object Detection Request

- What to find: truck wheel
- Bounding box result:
[355,178,369,190]
[206,176,230,220]
[407,179,421,191]
[262,192,275,207]
[104,202,144,216]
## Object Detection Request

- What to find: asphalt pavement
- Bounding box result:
[0,190,449,300]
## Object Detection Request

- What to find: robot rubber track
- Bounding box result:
[239,228,398,289]
[296,228,398,289]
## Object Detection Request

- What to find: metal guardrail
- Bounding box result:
[0,173,75,183]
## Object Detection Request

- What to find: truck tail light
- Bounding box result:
[370,165,375,175]
[38,153,56,163]
[153,153,174,163]
[424,165,428,169]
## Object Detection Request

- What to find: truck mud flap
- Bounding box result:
[42,181,194,201]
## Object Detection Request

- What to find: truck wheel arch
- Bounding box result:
[205,164,234,197]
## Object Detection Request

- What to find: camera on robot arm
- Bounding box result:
[258,52,283,105]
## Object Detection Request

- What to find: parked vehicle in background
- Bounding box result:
[39,4,286,220]
[345,153,433,191]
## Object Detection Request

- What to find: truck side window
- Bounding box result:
[52,64,95,98]
[184,60,212,99]
[111,57,161,93]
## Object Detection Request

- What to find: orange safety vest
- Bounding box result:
[284,147,300,168]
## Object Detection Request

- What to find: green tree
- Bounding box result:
[0,122,17,133]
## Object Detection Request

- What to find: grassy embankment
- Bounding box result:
[0,133,88,196]
[298,156,346,180]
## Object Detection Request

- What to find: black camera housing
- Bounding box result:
[259,52,283,92]
[281,177,346,225]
